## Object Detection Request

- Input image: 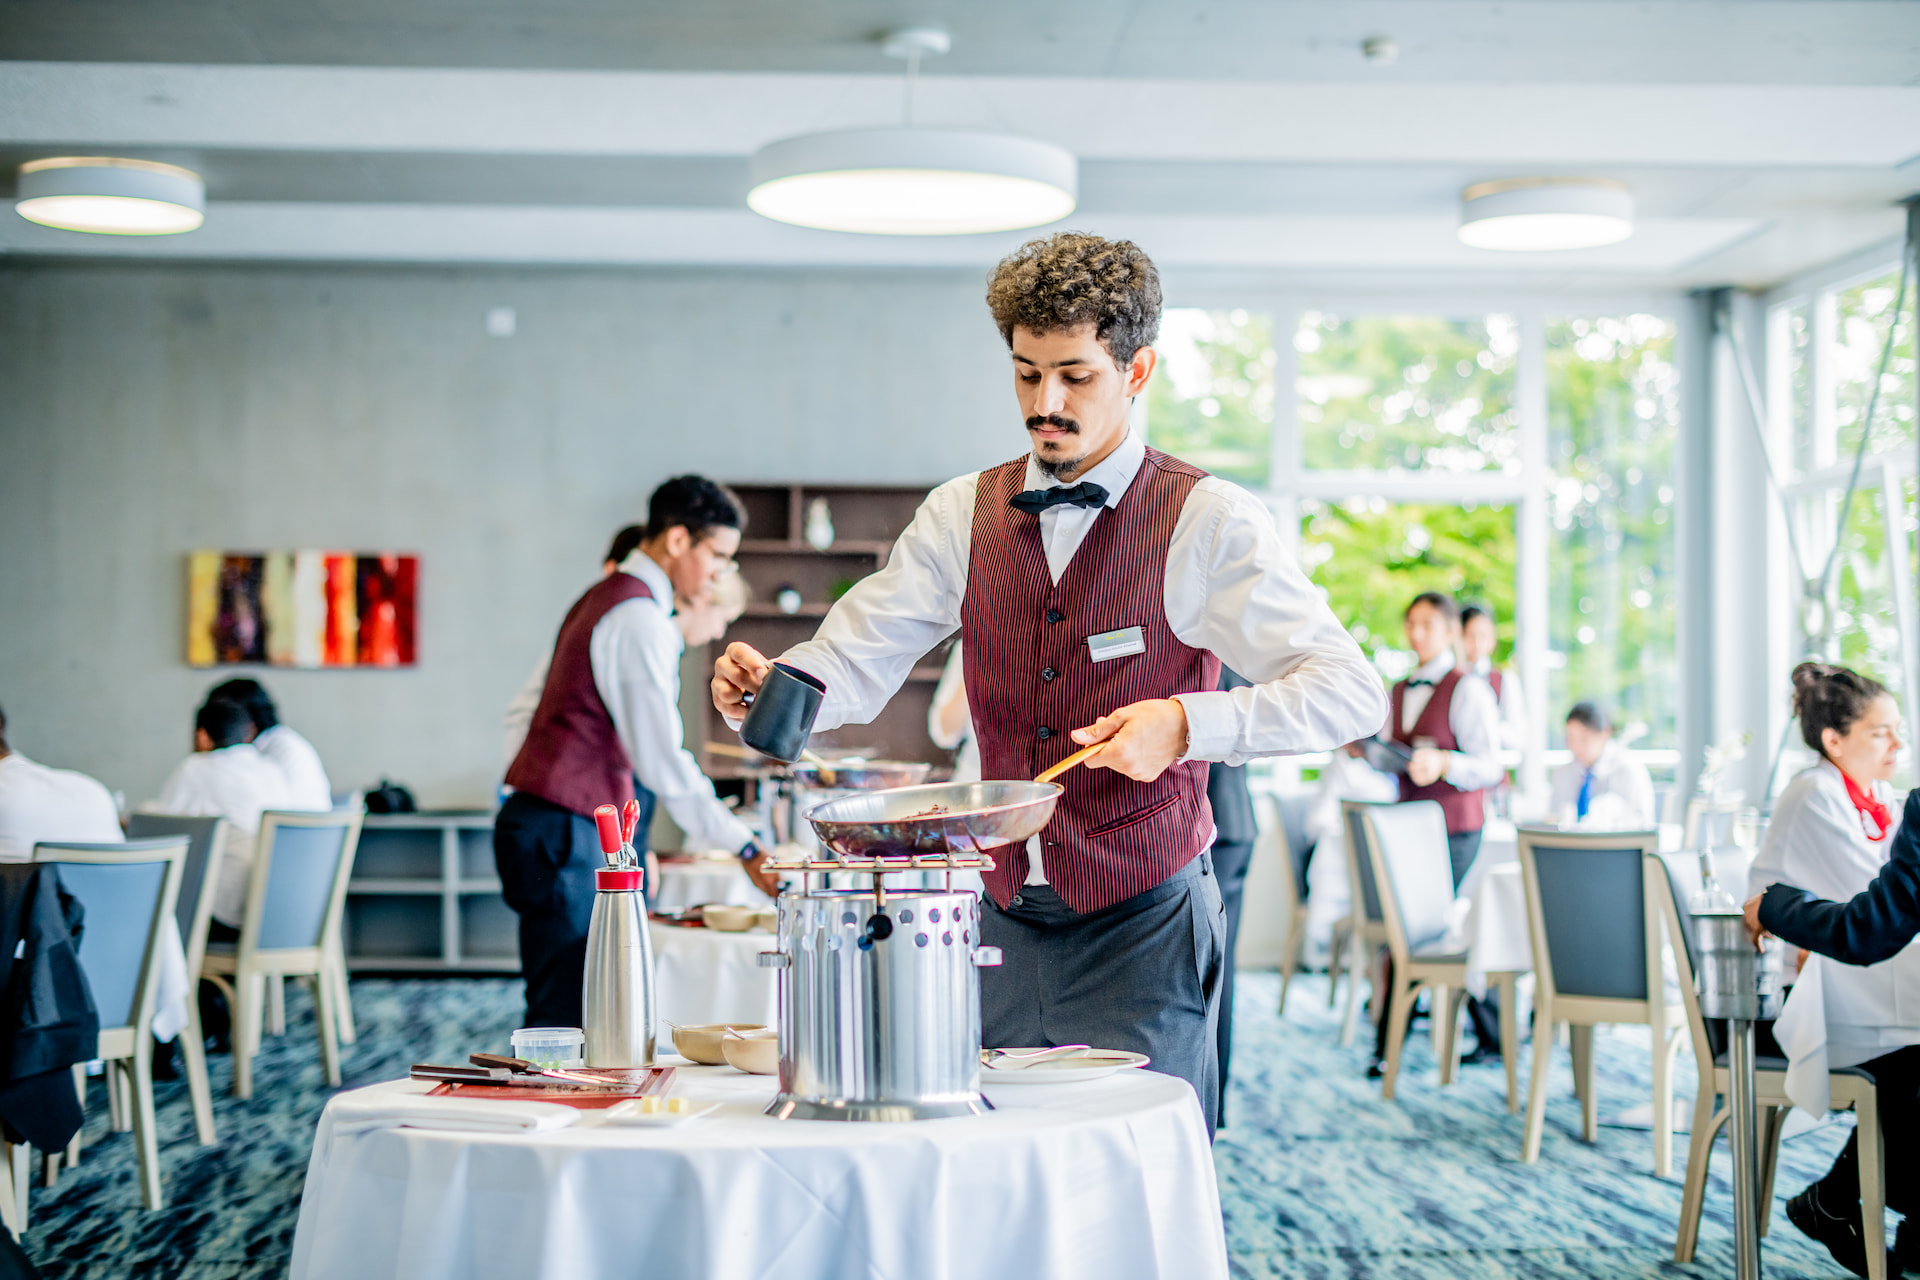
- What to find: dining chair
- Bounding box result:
[125,813,226,1145]
[1649,852,1888,1279]
[31,837,187,1213]
[1332,798,1394,1046]
[1361,802,1470,1098]
[1263,792,1314,1015]
[1516,827,1677,1174]
[201,809,364,1099]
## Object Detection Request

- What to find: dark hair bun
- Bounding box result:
[1792,661,1886,757]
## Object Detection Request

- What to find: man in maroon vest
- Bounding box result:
[498,476,776,1028]
[711,233,1386,1135]
[1376,590,1505,1071]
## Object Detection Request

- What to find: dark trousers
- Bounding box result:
[1374,826,1500,1059]
[1815,1043,1920,1216]
[494,791,602,1029]
[1210,836,1256,1125]
[979,854,1226,1136]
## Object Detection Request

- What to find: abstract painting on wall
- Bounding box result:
[187,551,417,668]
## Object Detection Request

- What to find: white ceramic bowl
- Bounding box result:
[721,1028,781,1075]
[703,903,757,932]
[671,1022,766,1066]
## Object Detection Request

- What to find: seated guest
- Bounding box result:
[1749,662,1906,906]
[207,678,331,811]
[1548,702,1656,828]
[145,699,293,930]
[0,702,122,859]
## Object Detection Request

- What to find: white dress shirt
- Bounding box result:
[1396,652,1504,793]
[1747,759,1903,903]
[0,752,122,861]
[772,431,1387,886]
[255,723,333,811]
[591,553,755,854]
[146,743,296,926]
[1470,657,1528,754]
[1548,739,1656,828]
[504,654,549,768]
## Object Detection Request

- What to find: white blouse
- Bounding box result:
[1746,758,1904,903]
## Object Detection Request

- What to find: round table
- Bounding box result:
[289,1063,1227,1280]
[648,921,780,1038]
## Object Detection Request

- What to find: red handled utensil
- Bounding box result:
[594,804,624,868]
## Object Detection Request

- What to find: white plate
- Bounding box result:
[980,1048,1150,1084]
[600,1099,722,1127]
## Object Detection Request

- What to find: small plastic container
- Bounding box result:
[511,1027,586,1069]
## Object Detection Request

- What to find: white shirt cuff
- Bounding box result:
[1172,690,1237,763]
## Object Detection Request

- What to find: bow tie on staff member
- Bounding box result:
[712,232,1387,1138]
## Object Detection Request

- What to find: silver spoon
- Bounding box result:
[982,1044,1092,1071]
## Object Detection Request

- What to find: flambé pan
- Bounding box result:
[805,780,1063,860]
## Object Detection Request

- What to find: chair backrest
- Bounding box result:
[1647,851,1724,1069]
[1273,789,1317,900]
[1253,793,1296,915]
[1341,798,1391,924]
[1362,802,1457,963]
[1517,827,1661,1006]
[32,837,186,1036]
[126,812,226,969]
[243,809,364,953]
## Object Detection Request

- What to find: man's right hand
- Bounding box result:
[712,641,773,722]
[1743,893,1769,949]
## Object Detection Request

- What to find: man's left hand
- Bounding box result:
[1070,699,1189,782]
[1407,748,1451,787]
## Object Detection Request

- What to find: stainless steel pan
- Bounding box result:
[790,760,933,791]
[805,780,1062,859]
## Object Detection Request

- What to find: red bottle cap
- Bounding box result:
[593,804,623,856]
[595,867,644,892]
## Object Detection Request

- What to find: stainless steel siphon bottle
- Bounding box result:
[583,803,655,1068]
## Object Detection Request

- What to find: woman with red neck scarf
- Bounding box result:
[1746,661,1913,1278]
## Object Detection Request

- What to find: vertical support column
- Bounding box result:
[1269,302,1303,555]
[1880,461,1919,740]
[1515,309,1550,806]
[1675,291,1719,803]
[443,821,462,967]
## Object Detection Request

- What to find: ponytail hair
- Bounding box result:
[1792,661,1886,759]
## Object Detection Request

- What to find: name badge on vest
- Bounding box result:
[1086,626,1147,663]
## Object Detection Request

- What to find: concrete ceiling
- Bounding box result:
[3,1,1918,288]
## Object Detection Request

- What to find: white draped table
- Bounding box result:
[289,1064,1227,1280]
[648,921,780,1039]
[651,857,764,914]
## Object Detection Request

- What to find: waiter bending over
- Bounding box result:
[500,476,779,1028]
[712,233,1385,1134]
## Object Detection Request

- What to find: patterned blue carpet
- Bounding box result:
[17,971,1868,1278]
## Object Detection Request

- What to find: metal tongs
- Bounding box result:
[409,1053,631,1088]
[593,799,643,870]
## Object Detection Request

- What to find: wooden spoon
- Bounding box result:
[1035,743,1105,785]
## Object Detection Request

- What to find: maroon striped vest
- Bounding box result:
[961,447,1220,913]
[505,572,655,818]
[1390,669,1486,834]
[1486,668,1504,700]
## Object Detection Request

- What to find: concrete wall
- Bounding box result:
[0,262,1015,808]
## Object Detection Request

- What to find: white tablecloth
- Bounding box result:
[1457,864,1531,1000]
[652,858,764,914]
[650,921,780,1039]
[289,1064,1227,1280]
[151,921,191,1043]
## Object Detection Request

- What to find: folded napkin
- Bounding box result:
[314,1081,577,1161]
[1775,956,1831,1115]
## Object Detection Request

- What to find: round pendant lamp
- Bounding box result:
[1458,178,1632,252]
[15,157,205,236]
[747,27,1076,236]
[748,127,1077,235]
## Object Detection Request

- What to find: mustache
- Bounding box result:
[1026,414,1080,435]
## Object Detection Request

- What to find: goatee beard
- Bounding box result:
[1028,414,1084,479]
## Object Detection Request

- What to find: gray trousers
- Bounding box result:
[978,854,1226,1135]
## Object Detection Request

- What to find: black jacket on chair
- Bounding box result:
[1761,788,1920,965]
[0,863,98,1151]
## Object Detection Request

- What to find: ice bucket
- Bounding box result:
[1692,910,1785,1021]
[757,886,1000,1121]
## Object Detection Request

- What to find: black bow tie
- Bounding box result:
[1406,678,1436,688]
[1009,481,1109,516]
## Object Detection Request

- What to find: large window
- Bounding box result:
[1146,309,1275,489]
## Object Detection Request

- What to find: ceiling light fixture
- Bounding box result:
[747,28,1076,236]
[1458,178,1633,252]
[15,157,205,235]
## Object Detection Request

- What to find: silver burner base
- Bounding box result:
[764,1094,994,1122]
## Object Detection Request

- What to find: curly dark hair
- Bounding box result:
[985,232,1162,368]
[1792,661,1887,757]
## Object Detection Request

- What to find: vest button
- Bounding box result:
[1037,726,1053,741]
[1041,667,1058,681]
[1045,609,1065,623]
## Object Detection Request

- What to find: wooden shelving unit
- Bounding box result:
[708,482,952,777]
[344,811,518,972]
